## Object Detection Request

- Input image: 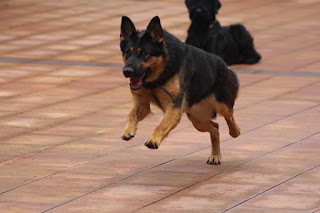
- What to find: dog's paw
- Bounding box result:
[121,129,135,141]
[229,127,241,138]
[144,139,160,149]
[207,155,221,165]
[121,134,135,141]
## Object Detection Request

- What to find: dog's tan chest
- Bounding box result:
[150,75,180,111]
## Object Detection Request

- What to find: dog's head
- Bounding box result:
[120,16,166,90]
[185,0,221,25]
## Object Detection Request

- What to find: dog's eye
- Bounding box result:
[124,50,131,59]
[140,51,149,60]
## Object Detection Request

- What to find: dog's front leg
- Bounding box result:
[145,106,182,149]
[121,94,150,140]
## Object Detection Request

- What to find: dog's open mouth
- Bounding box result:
[129,70,150,90]
[129,77,143,90]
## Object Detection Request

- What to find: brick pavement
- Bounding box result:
[0,0,320,212]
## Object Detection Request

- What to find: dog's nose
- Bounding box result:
[195,8,202,13]
[123,67,134,77]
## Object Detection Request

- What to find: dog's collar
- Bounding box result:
[209,20,220,29]
[143,83,176,104]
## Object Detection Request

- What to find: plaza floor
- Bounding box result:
[0,0,320,212]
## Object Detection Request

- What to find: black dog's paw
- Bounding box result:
[121,134,135,141]
[144,140,159,149]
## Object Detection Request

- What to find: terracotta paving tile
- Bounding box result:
[179,181,263,201]
[273,178,320,197]
[7,93,72,105]
[29,86,91,100]
[3,134,71,145]
[15,63,61,72]
[236,73,271,87]
[243,194,320,211]
[0,126,29,140]
[64,111,127,127]
[28,34,73,41]
[0,44,22,52]
[88,184,180,202]
[35,124,105,137]
[295,61,320,72]
[22,107,88,120]
[282,82,320,102]
[42,101,103,113]
[238,98,318,117]
[9,151,95,168]
[228,207,305,213]
[137,196,237,213]
[122,170,209,187]
[0,81,55,92]
[0,116,56,129]
[0,202,46,213]
[21,75,77,84]
[210,168,291,187]
[0,144,44,163]
[0,176,35,193]
[0,183,85,205]
[0,90,21,98]
[0,110,15,118]
[8,39,48,46]
[0,163,64,179]
[49,68,106,77]
[45,136,119,157]
[0,69,32,78]
[49,197,149,213]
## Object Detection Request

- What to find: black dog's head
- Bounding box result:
[120,16,166,90]
[185,0,221,26]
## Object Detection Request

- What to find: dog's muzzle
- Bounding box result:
[123,68,151,90]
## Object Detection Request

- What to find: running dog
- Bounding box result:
[120,16,241,164]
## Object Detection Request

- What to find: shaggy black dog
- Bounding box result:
[185,0,261,65]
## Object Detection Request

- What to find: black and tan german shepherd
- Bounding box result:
[120,16,241,164]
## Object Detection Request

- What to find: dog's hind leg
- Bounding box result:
[187,112,221,165]
[121,94,150,140]
[225,114,241,138]
[215,102,241,138]
[208,120,221,164]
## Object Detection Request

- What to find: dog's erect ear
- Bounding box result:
[184,0,189,7]
[120,16,137,40]
[146,16,163,43]
[214,0,221,14]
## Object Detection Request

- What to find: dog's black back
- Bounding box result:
[185,0,261,65]
[157,30,239,108]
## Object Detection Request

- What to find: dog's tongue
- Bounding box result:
[129,77,142,90]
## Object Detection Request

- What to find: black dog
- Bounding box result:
[185,0,261,65]
[120,16,241,164]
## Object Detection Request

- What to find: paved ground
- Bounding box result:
[0,0,320,212]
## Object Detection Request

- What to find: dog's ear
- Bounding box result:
[146,16,163,43]
[120,16,137,40]
[214,0,221,14]
[184,0,189,7]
